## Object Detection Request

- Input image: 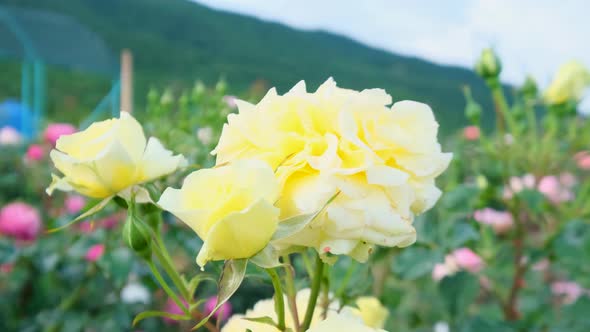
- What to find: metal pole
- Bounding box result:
[21,60,31,136]
[33,59,45,136]
[120,49,133,114]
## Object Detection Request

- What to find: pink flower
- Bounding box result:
[503,174,536,199]
[0,202,42,242]
[65,195,86,215]
[0,126,22,145]
[0,263,13,274]
[84,244,105,262]
[473,208,514,234]
[25,144,44,161]
[43,123,76,146]
[432,263,452,281]
[538,175,573,203]
[163,298,189,324]
[575,151,590,170]
[204,296,232,322]
[222,95,238,109]
[452,248,484,273]
[462,126,480,141]
[551,281,586,304]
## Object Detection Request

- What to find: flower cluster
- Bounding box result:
[212,78,451,261]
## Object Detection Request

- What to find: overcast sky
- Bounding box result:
[193,0,590,87]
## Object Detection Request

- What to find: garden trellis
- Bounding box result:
[0,5,120,137]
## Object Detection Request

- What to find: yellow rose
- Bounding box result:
[213,79,451,261]
[545,60,590,105]
[222,289,338,332]
[47,113,186,198]
[158,159,280,267]
[350,296,389,329]
[307,309,388,332]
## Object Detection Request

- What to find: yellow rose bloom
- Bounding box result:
[350,296,389,329]
[222,289,337,332]
[213,78,451,261]
[47,113,186,198]
[307,309,388,332]
[158,159,280,267]
[544,60,590,105]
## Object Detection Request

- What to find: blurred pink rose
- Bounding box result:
[65,195,86,215]
[503,174,535,199]
[575,151,590,170]
[551,281,587,304]
[163,298,189,324]
[462,126,480,141]
[538,175,573,203]
[85,244,105,262]
[452,248,484,273]
[204,296,232,321]
[0,263,13,274]
[0,202,42,242]
[25,144,44,161]
[0,126,22,145]
[77,221,95,234]
[532,258,550,272]
[432,263,451,281]
[473,208,514,234]
[222,95,238,108]
[44,123,76,146]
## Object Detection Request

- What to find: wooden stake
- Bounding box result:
[120,49,133,114]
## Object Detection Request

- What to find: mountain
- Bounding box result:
[0,0,498,133]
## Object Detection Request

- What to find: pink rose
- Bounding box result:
[473,208,514,234]
[575,151,590,170]
[204,296,232,322]
[0,202,42,242]
[65,195,86,215]
[462,126,480,141]
[25,144,45,161]
[222,95,238,109]
[551,281,587,304]
[452,248,484,273]
[538,175,573,203]
[503,174,536,199]
[84,244,105,262]
[432,263,451,281]
[163,298,189,324]
[43,123,76,146]
[0,126,22,145]
[0,263,13,274]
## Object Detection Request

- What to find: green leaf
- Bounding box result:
[243,316,278,327]
[272,192,339,241]
[132,310,191,326]
[439,271,480,319]
[47,196,112,233]
[192,259,248,330]
[392,247,444,280]
[460,317,516,332]
[250,244,282,268]
[449,222,479,248]
[517,189,546,214]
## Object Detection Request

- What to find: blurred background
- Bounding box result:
[1,1,590,331]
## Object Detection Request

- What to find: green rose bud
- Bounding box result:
[475,48,502,80]
[463,87,482,124]
[123,213,152,260]
[520,75,538,99]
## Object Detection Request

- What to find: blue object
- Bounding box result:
[0,99,34,139]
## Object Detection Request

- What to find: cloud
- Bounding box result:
[193,0,590,86]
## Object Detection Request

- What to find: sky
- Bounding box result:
[193,0,590,87]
